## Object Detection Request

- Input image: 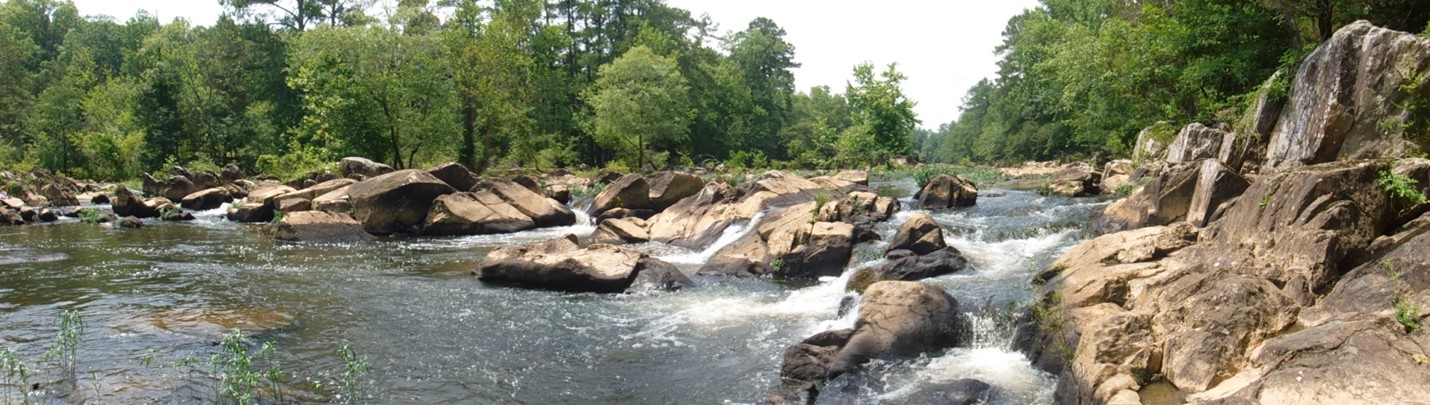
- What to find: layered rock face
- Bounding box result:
[1029,21,1430,405]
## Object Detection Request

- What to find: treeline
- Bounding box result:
[924,0,1430,164]
[0,0,920,180]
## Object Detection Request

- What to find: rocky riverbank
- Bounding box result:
[1020,20,1430,404]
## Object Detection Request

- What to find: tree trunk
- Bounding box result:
[1316,0,1333,41]
[460,100,477,170]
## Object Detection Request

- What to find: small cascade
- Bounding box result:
[655,211,766,265]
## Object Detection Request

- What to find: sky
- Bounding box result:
[68,0,1040,128]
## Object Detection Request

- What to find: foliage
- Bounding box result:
[1396,297,1422,333]
[584,45,691,170]
[1115,184,1135,197]
[1378,170,1427,205]
[338,343,371,403]
[843,63,918,165]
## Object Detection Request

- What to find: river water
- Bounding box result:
[0,177,1102,404]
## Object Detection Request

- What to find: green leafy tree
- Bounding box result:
[584,45,691,169]
[728,17,798,159]
[844,62,917,164]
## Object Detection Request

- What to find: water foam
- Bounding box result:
[655,212,765,265]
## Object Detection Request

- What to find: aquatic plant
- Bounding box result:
[0,349,31,404]
[338,343,371,404]
[43,310,84,383]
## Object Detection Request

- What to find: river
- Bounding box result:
[0,177,1103,404]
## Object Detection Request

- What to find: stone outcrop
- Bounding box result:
[180,187,233,211]
[591,217,649,245]
[781,281,970,383]
[423,191,536,236]
[699,200,854,279]
[226,183,297,223]
[475,235,685,293]
[1097,159,1248,233]
[481,180,575,228]
[1029,156,1430,404]
[645,171,703,211]
[339,157,395,178]
[917,174,977,209]
[275,211,375,243]
[647,171,846,249]
[1046,163,1102,197]
[112,185,172,219]
[1265,21,1430,170]
[590,174,650,215]
[846,214,968,293]
[347,169,455,234]
[426,162,479,192]
[1165,123,1235,164]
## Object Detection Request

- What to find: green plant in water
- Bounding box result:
[912,166,949,189]
[270,209,284,225]
[43,310,83,383]
[1378,170,1427,205]
[78,208,100,225]
[209,330,287,405]
[0,348,31,404]
[338,344,371,404]
[770,258,784,274]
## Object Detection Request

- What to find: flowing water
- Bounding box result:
[0,178,1103,404]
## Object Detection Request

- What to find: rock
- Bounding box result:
[780,329,854,382]
[158,175,199,202]
[1165,123,1235,164]
[697,232,773,277]
[141,173,161,197]
[1,197,24,210]
[887,213,947,255]
[1047,163,1102,197]
[193,170,220,190]
[482,179,576,228]
[1133,122,1175,162]
[625,257,693,293]
[311,186,353,214]
[276,211,376,243]
[347,169,456,234]
[545,184,571,205]
[1186,159,1250,226]
[161,209,194,221]
[167,166,192,178]
[339,157,395,178]
[833,170,869,186]
[179,187,233,211]
[1266,21,1430,170]
[589,171,622,187]
[225,184,297,223]
[591,173,650,215]
[1250,71,1286,138]
[1100,159,1136,195]
[646,171,827,249]
[426,162,479,192]
[38,183,78,206]
[510,175,541,193]
[595,207,656,223]
[821,281,969,378]
[275,198,311,213]
[776,221,854,279]
[879,248,968,282]
[112,185,169,219]
[220,164,244,182]
[816,191,898,225]
[907,379,994,405]
[591,217,649,245]
[645,171,703,211]
[0,209,23,225]
[917,174,977,209]
[118,216,144,228]
[277,178,356,202]
[423,191,535,236]
[36,208,57,222]
[475,235,678,293]
[1096,160,1216,233]
[88,193,109,205]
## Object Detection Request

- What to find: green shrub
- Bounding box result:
[1396,297,1422,333]
[1379,170,1427,205]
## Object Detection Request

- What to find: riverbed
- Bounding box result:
[0,178,1103,403]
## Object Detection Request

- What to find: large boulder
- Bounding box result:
[1097,159,1248,233]
[591,217,650,245]
[1266,21,1430,170]
[1046,163,1102,197]
[646,171,831,249]
[590,174,650,215]
[887,213,946,255]
[1165,123,1235,164]
[1133,122,1176,162]
[226,183,298,223]
[645,171,703,211]
[423,191,535,236]
[220,164,244,183]
[482,180,575,228]
[782,281,970,382]
[112,185,170,219]
[180,187,233,211]
[917,174,977,209]
[815,191,899,225]
[347,169,456,234]
[339,157,395,178]
[776,221,854,279]
[158,175,200,202]
[275,211,375,243]
[38,183,78,207]
[426,162,479,192]
[475,235,682,293]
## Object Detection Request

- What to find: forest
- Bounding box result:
[0,0,1428,181]
[923,0,1430,164]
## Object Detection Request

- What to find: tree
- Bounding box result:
[844,62,917,164]
[584,45,690,169]
[728,17,798,158]
[222,0,368,31]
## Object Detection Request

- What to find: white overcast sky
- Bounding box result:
[69,0,1039,128]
